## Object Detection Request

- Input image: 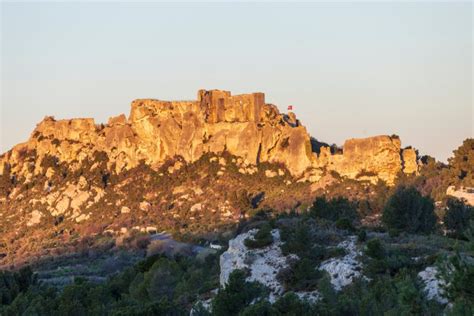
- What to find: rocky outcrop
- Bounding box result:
[314,135,418,185]
[319,236,364,291]
[220,229,321,304]
[402,147,419,175]
[446,186,474,206]
[0,89,418,185]
[220,229,294,303]
[418,266,448,304]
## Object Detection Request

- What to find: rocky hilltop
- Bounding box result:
[0,89,421,268]
[1,89,417,185]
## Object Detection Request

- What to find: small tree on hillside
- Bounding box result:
[244,224,273,249]
[444,198,474,238]
[448,138,474,187]
[212,270,267,316]
[309,196,359,223]
[382,186,436,234]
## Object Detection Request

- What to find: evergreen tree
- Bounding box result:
[382,186,437,234]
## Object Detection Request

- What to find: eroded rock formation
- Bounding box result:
[315,136,418,184]
[0,89,418,185]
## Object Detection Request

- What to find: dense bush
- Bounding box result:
[1,219,469,315]
[0,254,220,315]
[394,139,473,202]
[365,238,385,260]
[309,196,359,223]
[382,186,437,234]
[448,138,474,187]
[279,221,312,257]
[357,230,367,242]
[335,218,355,232]
[212,270,267,316]
[277,258,324,291]
[244,224,273,249]
[0,267,35,306]
[444,198,474,238]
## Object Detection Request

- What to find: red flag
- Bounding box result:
[287,105,293,111]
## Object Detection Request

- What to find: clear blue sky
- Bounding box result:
[1,2,472,162]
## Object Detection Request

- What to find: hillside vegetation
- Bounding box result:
[0,131,472,314]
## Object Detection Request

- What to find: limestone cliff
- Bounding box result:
[315,136,418,184]
[0,89,418,185]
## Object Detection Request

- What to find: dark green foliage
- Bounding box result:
[442,252,474,307]
[280,222,312,258]
[388,228,400,238]
[444,198,474,238]
[366,239,385,260]
[1,254,220,315]
[0,218,464,316]
[279,219,345,265]
[448,298,474,316]
[240,300,277,316]
[212,270,267,316]
[364,247,424,279]
[396,139,473,202]
[393,273,424,315]
[316,271,445,315]
[382,186,437,234]
[448,138,474,187]
[277,258,323,291]
[309,196,359,223]
[335,218,354,232]
[0,267,35,306]
[273,292,317,315]
[244,224,273,249]
[357,229,367,242]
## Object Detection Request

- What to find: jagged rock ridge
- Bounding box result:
[0,89,418,185]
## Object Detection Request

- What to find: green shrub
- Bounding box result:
[309,196,359,223]
[388,228,400,238]
[277,258,323,291]
[212,270,267,316]
[442,251,474,307]
[382,186,436,234]
[336,218,355,232]
[273,292,317,314]
[444,198,473,238]
[280,222,312,258]
[240,300,277,316]
[244,224,273,249]
[366,239,385,260]
[357,230,367,242]
[448,139,474,187]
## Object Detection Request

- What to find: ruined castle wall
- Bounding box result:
[198,89,264,123]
